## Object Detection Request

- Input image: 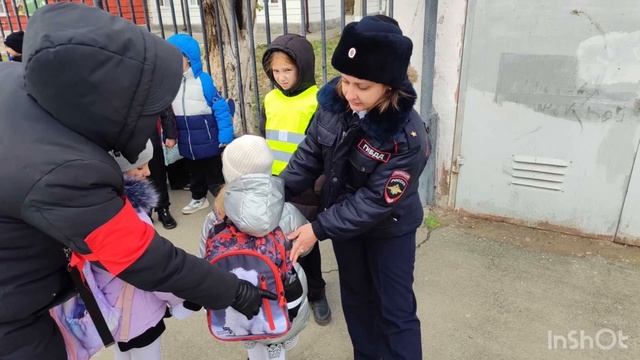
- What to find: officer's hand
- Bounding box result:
[231,280,277,319]
[288,223,318,263]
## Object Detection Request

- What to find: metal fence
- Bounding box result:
[2,0,393,126]
[1,0,439,204]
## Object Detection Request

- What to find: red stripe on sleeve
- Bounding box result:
[83,199,155,276]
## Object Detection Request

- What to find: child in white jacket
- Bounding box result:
[199,135,310,360]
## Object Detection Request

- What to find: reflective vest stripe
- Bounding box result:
[272,150,293,163]
[265,130,306,145]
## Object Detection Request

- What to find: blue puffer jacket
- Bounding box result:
[168,34,233,160]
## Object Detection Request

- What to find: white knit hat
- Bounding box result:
[111,140,154,172]
[222,135,274,183]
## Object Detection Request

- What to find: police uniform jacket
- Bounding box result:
[281,77,430,241]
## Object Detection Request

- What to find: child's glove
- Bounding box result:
[231,280,277,319]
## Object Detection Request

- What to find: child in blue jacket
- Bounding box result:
[167,34,234,215]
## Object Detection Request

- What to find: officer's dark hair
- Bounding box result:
[335,71,414,113]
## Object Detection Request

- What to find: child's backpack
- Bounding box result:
[204,218,295,341]
[49,256,134,360]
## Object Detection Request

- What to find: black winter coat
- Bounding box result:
[281,77,430,241]
[0,4,238,325]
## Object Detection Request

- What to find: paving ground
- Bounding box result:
[95,189,640,359]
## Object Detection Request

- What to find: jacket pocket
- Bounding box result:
[317,124,337,146]
[346,150,378,191]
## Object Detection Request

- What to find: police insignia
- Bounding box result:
[384,170,411,204]
[357,139,391,163]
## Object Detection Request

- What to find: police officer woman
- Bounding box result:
[282,15,430,360]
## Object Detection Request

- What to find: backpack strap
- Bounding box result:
[66,250,116,348]
[115,283,136,342]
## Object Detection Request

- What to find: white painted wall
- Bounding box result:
[394,1,425,112]
[256,0,342,25]
[148,0,201,27]
[431,0,467,206]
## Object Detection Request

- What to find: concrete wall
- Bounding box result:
[451,0,640,237]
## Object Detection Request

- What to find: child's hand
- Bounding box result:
[288,223,318,263]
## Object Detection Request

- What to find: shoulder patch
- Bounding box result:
[384,170,411,204]
[357,139,391,163]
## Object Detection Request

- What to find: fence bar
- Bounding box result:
[388,0,393,17]
[0,16,6,39]
[128,0,137,24]
[361,0,366,16]
[178,0,186,30]
[281,0,287,34]
[167,0,178,34]
[339,0,344,31]
[245,0,260,123]
[115,0,124,18]
[212,0,229,97]
[229,0,247,133]
[3,0,14,33]
[299,0,305,36]
[320,0,327,84]
[141,0,151,31]
[23,0,30,18]
[182,0,192,35]
[154,0,165,38]
[263,0,271,44]
[196,0,210,73]
[10,0,22,31]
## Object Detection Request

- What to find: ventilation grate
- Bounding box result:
[511,155,570,191]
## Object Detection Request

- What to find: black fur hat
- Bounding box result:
[331,15,412,88]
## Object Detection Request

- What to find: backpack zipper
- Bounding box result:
[260,275,276,331]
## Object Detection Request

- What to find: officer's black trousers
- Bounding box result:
[0,313,67,360]
[332,230,422,360]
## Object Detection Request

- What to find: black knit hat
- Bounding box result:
[4,31,24,54]
[331,15,412,88]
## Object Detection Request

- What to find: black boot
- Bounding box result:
[157,207,177,229]
[310,291,332,326]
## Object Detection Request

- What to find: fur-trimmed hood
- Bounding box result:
[123,176,159,213]
[316,77,417,141]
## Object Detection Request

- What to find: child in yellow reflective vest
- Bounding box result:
[260,35,333,328]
